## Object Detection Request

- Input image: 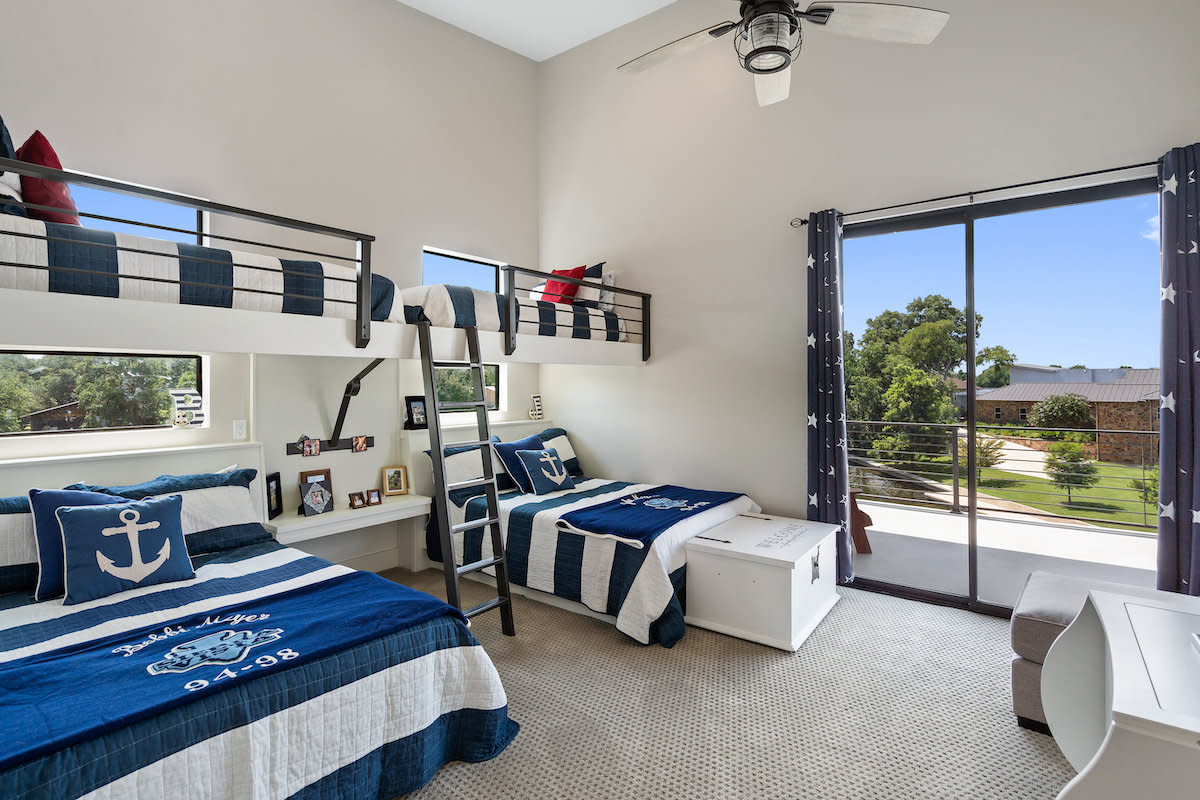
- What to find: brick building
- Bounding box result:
[975,368,1158,465]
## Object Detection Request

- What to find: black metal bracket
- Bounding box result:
[284,357,384,455]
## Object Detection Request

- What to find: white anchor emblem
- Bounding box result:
[539,452,568,486]
[97,508,171,583]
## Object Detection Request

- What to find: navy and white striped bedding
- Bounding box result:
[450,479,757,647]
[0,215,395,321]
[397,283,628,342]
[0,540,517,799]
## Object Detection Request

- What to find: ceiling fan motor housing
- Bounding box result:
[737,1,802,74]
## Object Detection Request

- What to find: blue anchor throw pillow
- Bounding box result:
[514,448,576,496]
[56,494,195,605]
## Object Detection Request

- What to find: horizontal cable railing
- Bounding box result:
[848,419,1159,533]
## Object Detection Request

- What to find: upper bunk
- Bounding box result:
[0,156,650,366]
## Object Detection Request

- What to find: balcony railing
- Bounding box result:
[848,419,1159,533]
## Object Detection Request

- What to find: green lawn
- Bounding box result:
[948,461,1157,531]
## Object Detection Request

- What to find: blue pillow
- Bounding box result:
[0,114,27,218]
[515,448,576,496]
[57,495,195,605]
[492,434,545,493]
[29,488,131,601]
[66,469,271,555]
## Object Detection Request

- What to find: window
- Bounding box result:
[422,249,500,292]
[1018,408,1028,422]
[0,351,202,435]
[433,364,500,411]
[994,407,1002,420]
[71,185,201,243]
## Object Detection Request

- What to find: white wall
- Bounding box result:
[535,0,1200,515]
[0,0,541,567]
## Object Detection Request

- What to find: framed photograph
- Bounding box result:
[300,479,334,516]
[404,396,428,430]
[299,468,332,493]
[366,488,382,506]
[301,437,321,457]
[265,472,283,520]
[352,435,368,453]
[348,491,367,509]
[382,465,409,496]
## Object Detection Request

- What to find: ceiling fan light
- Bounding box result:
[737,7,801,74]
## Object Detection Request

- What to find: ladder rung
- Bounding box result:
[452,517,499,533]
[443,439,490,450]
[447,476,494,493]
[439,400,488,411]
[458,555,504,576]
[433,360,484,369]
[464,596,507,618]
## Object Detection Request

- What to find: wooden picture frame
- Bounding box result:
[348,491,367,509]
[299,467,333,493]
[366,489,382,506]
[403,396,428,430]
[382,465,408,496]
[265,471,283,520]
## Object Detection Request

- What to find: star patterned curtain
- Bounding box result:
[806,209,854,584]
[1157,146,1200,595]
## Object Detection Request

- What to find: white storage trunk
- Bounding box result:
[685,514,839,651]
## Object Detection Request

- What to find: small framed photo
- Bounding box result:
[348,491,367,509]
[266,472,283,520]
[299,467,332,494]
[301,437,321,457]
[352,435,368,453]
[404,396,428,430]
[366,488,382,506]
[300,479,334,516]
[382,465,409,496]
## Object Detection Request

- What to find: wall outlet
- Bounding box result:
[232,419,247,441]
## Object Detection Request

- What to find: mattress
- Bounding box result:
[446,479,757,647]
[0,540,517,799]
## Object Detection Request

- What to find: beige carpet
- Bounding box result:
[383,569,1074,800]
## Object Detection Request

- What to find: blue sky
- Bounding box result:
[422,252,498,290]
[71,185,198,243]
[843,193,1160,370]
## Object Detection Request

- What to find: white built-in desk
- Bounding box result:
[1042,589,1200,799]
[265,494,432,545]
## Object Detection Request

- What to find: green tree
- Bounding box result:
[74,356,170,428]
[899,319,960,377]
[1129,465,1159,505]
[1045,442,1100,504]
[1068,364,1087,370]
[0,368,34,433]
[882,361,956,424]
[958,433,1004,479]
[1029,393,1094,430]
[976,345,1017,388]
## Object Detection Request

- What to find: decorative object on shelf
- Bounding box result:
[265,472,283,520]
[300,479,334,516]
[382,465,409,496]
[285,434,375,456]
[168,388,205,427]
[529,394,543,421]
[298,468,332,514]
[301,436,320,457]
[366,488,382,506]
[352,435,368,453]
[348,491,367,510]
[404,396,428,430]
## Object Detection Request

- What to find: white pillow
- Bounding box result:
[0,170,23,203]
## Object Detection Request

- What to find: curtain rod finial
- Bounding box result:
[790,217,807,228]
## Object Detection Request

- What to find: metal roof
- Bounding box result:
[978,382,1158,404]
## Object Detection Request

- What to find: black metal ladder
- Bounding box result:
[417,322,515,636]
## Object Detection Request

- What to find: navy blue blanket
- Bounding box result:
[0,570,460,772]
[556,485,742,547]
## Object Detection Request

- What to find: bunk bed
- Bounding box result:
[0,451,517,799]
[0,156,651,363]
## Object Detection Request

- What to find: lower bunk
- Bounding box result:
[0,528,517,799]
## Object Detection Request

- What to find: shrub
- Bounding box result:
[1029,393,1094,430]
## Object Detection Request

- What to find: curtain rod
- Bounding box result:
[788,159,1160,228]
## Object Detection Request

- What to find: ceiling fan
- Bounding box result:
[618,1,950,106]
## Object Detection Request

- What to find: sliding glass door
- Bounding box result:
[841,179,1159,610]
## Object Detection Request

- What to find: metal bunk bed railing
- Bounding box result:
[500,264,651,361]
[0,155,376,347]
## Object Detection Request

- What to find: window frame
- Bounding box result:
[0,349,205,437]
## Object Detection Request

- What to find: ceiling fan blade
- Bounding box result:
[617,21,738,73]
[755,68,792,107]
[806,2,949,45]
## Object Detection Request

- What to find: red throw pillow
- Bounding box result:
[542,266,587,304]
[15,130,80,225]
